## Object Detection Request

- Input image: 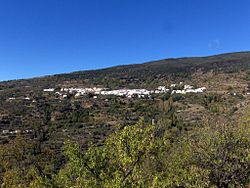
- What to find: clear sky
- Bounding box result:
[0,0,250,81]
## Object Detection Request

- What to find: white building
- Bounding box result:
[43,88,55,92]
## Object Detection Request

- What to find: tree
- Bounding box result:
[56,119,170,187]
[3,112,250,187]
[0,136,57,187]
[190,123,250,187]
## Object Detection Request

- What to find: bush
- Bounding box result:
[52,117,250,187]
[172,94,182,102]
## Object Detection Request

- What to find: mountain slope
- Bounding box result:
[1,50,250,151]
[1,52,250,187]
[1,51,250,90]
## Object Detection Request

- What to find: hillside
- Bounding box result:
[1,51,250,186]
[1,51,250,137]
[2,51,250,89]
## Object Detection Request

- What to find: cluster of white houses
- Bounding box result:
[1,129,33,135]
[6,84,206,101]
[7,97,36,102]
[171,85,207,94]
[43,84,207,99]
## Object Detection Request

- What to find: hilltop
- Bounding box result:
[1,51,250,89]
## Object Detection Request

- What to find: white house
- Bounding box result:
[43,88,55,92]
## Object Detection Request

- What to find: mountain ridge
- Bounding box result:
[1,50,250,93]
[1,51,250,83]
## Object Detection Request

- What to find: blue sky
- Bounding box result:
[0,0,250,81]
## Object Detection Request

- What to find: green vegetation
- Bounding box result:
[1,52,250,187]
[1,108,250,187]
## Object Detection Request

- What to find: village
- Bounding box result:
[6,83,207,102]
[44,83,207,99]
[1,83,207,136]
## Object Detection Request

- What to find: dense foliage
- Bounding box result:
[1,112,250,187]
